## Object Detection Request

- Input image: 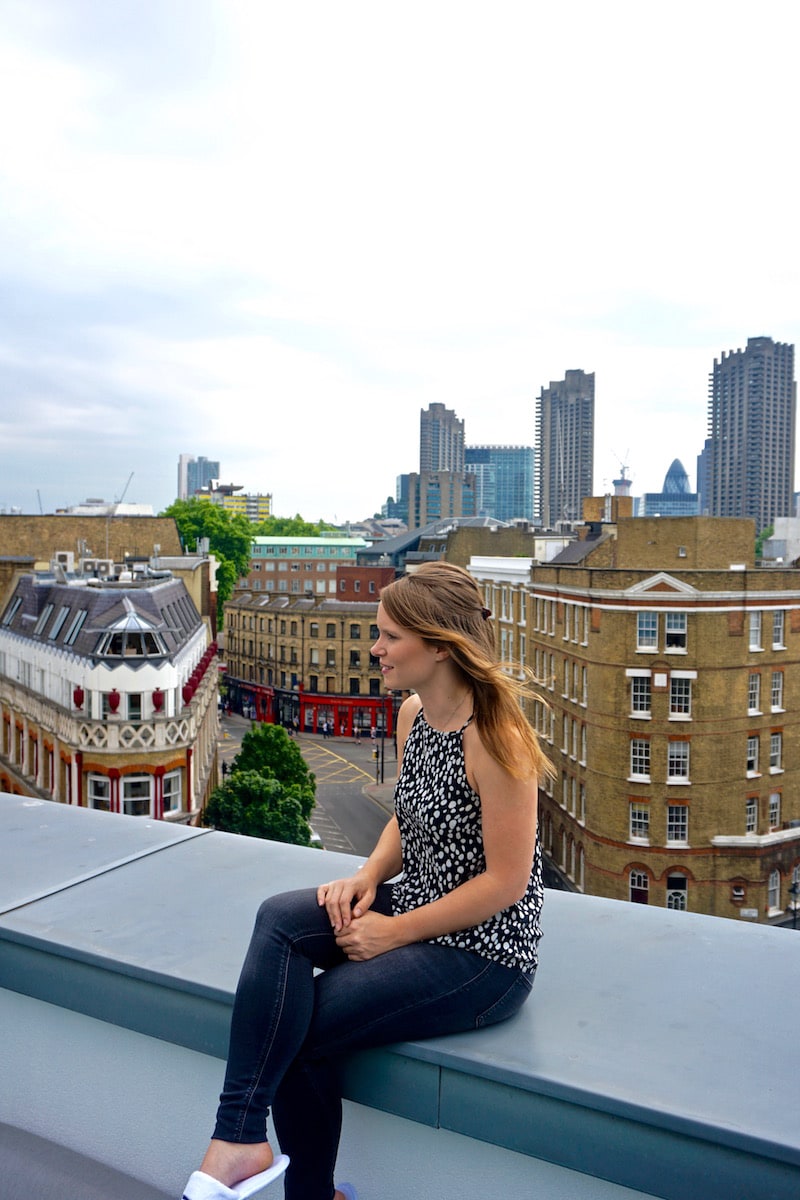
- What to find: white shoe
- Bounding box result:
[182,1155,290,1200]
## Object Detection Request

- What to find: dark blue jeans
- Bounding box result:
[213,886,535,1200]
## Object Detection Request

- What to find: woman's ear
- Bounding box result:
[434,643,451,661]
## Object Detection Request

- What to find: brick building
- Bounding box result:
[472,515,800,924]
[224,593,398,737]
[0,557,219,821]
[242,536,368,596]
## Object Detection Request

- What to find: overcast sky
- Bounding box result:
[1,0,797,521]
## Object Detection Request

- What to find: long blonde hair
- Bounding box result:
[379,562,553,782]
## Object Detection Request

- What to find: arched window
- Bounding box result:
[768,869,781,912]
[630,870,649,905]
[666,873,688,911]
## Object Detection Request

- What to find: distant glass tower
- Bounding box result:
[465,445,535,522]
[535,369,595,528]
[419,404,464,473]
[184,456,220,498]
[706,336,796,533]
[640,459,699,517]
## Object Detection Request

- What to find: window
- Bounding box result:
[769,792,781,830]
[666,874,688,911]
[630,738,650,780]
[349,650,361,669]
[630,803,649,841]
[163,770,182,814]
[746,797,758,833]
[770,732,783,772]
[309,623,319,637]
[669,677,692,717]
[326,623,336,638]
[667,740,690,781]
[746,735,759,776]
[667,805,688,843]
[349,678,360,695]
[325,650,336,668]
[771,671,784,711]
[749,610,762,651]
[34,603,54,635]
[636,612,658,651]
[748,673,761,714]
[631,675,651,716]
[127,693,142,722]
[665,612,687,650]
[48,605,71,639]
[1,596,22,626]
[772,609,785,648]
[630,870,649,904]
[63,609,88,646]
[768,869,780,912]
[122,777,153,816]
[87,775,111,811]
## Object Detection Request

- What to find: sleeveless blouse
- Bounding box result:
[391,709,544,972]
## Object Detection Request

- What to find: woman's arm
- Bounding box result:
[335,723,538,961]
[317,694,419,931]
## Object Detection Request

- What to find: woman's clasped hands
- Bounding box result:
[317,871,400,961]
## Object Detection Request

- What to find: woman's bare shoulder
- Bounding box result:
[397,693,422,735]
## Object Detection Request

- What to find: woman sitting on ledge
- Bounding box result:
[180,561,552,1200]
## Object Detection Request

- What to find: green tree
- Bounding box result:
[161,498,252,606]
[203,771,312,845]
[252,514,336,537]
[232,723,315,818]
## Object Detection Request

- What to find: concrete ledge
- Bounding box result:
[0,1122,171,1200]
[1,793,799,1200]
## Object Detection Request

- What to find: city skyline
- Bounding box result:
[1,3,798,521]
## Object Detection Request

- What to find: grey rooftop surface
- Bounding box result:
[1,793,799,1200]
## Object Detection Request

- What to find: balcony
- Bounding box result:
[1,792,798,1199]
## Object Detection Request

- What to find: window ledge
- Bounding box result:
[769,767,784,776]
[630,712,652,720]
[667,778,691,786]
[668,714,692,722]
[628,774,651,784]
[746,771,762,779]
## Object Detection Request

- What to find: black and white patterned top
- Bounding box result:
[391,708,544,972]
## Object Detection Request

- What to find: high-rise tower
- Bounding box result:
[419,404,464,474]
[535,369,595,528]
[706,337,796,533]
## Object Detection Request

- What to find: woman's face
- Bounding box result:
[370,602,442,692]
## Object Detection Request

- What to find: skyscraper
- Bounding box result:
[640,459,699,517]
[706,337,796,533]
[465,445,535,522]
[535,369,595,528]
[177,455,220,500]
[419,404,464,473]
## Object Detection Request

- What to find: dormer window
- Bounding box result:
[95,606,167,658]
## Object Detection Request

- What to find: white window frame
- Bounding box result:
[745,796,758,834]
[664,612,687,652]
[87,774,111,812]
[122,775,153,817]
[630,738,651,782]
[666,874,688,911]
[748,673,761,715]
[667,740,690,783]
[769,731,783,773]
[636,611,658,651]
[163,769,182,814]
[667,805,689,844]
[769,791,781,831]
[669,676,692,719]
[629,802,649,842]
[771,671,784,712]
[749,610,762,651]
[772,609,785,649]
[630,673,652,718]
[746,735,760,777]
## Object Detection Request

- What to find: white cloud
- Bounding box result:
[0,0,798,518]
